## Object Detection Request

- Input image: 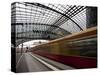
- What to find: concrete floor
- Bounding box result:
[16,52,74,73]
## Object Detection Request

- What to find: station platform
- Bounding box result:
[16,52,74,73]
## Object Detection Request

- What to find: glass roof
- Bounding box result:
[11,2,90,46]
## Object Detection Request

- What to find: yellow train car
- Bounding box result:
[31,27,97,68]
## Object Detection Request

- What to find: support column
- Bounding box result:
[86,6,97,28]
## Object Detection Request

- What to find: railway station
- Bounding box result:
[11,2,97,73]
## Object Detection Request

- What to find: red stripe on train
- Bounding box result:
[32,51,97,69]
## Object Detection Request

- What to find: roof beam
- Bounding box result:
[24,2,83,30]
[13,30,59,36]
[11,23,70,34]
[16,37,56,40]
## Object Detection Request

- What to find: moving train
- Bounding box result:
[31,27,97,69]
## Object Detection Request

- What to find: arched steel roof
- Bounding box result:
[11,2,97,46]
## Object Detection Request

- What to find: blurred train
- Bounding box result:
[31,27,97,69]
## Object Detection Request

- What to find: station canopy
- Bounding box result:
[11,2,87,46]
